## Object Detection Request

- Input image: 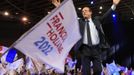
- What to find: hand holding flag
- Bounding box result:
[52,0,61,7]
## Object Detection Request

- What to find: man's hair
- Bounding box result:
[81,5,93,12]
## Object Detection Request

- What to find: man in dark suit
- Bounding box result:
[77,0,120,75]
[52,0,120,75]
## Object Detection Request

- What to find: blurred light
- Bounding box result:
[15,12,19,15]
[99,11,102,14]
[4,11,9,16]
[99,6,103,10]
[91,1,94,5]
[112,14,116,18]
[130,18,134,20]
[28,21,31,24]
[78,7,81,10]
[22,16,28,22]
[77,17,80,19]
[48,11,50,14]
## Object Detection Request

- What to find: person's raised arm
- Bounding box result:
[100,0,121,22]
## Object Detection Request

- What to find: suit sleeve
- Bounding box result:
[100,4,117,22]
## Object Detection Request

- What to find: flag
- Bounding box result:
[1,49,17,64]
[106,61,120,75]
[6,48,17,63]
[32,58,44,74]
[26,57,38,74]
[0,63,7,75]
[0,46,8,60]
[13,0,81,73]
[131,71,134,75]
[6,58,24,70]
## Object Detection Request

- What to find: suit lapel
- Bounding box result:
[79,19,85,35]
[92,18,100,31]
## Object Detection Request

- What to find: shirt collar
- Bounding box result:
[88,18,92,22]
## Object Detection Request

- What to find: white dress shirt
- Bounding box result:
[88,18,100,45]
[83,21,88,45]
[83,18,100,45]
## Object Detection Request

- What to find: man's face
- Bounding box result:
[82,7,92,19]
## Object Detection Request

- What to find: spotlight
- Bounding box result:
[99,6,103,10]
[22,16,28,22]
[130,18,134,20]
[4,11,9,16]
[99,11,102,14]
[28,21,31,24]
[48,12,50,14]
[112,14,116,18]
[78,7,81,10]
[91,1,94,5]
[15,12,19,15]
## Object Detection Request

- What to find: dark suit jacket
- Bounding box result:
[74,8,113,51]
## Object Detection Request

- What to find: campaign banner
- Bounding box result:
[14,0,81,72]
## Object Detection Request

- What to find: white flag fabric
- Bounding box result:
[14,0,81,73]
[0,63,7,75]
[26,57,38,74]
[0,46,9,64]
[6,58,24,70]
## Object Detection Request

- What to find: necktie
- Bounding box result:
[85,19,92,46]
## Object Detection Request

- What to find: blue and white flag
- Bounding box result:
[106,61,120,75]
[13,0,81,73]
[6,48,17,63]
[1,48,17,64]
[6,58,24,70]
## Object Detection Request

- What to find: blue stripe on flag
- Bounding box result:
[6,48,17,63]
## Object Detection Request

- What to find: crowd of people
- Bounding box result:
[0,51,134,75]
